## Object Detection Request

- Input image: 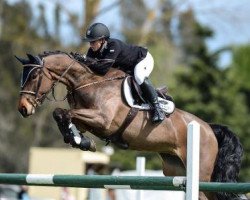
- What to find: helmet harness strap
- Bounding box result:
[98,39,107,54]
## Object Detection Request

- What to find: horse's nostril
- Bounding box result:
[19,106,27,117]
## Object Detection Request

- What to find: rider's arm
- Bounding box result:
[86,41,120,75]
[88,59,115,75]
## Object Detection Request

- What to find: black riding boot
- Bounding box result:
[140,78,165,123]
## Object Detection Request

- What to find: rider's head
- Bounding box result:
[82,23,110,52]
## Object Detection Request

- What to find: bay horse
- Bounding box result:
[16,51,244,200]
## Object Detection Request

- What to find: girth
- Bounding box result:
[105,107,139,149]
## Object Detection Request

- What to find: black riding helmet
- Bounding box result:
[82,23,110,42]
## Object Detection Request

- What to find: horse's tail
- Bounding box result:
[210,124,245,200]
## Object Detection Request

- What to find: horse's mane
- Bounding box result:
[37,50,126,77]
[38,50,99,75]
[38,50,94,66]
[38,50,71,59]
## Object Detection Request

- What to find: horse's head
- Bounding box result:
[16,53,56,117]
[16,51,95,117]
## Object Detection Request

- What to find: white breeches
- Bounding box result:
[134,52,154,85]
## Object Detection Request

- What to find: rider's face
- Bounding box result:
[89,39,103,52]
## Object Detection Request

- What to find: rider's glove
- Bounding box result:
[70,52,87,62]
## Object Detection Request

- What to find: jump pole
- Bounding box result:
[136,157,145,200]
[186,121,200,200]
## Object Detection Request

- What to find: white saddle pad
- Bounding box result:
[123,77,175,114]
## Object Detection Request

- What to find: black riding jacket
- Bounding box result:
[86,38,147,75]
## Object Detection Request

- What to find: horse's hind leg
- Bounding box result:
[53,108,96,152]
[159,154,208,199]
[160,154,210,200]
[159,151,215,200]
[160,153,185,176]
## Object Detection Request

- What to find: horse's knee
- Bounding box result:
[53,108,64,121]
[160,153,185,176]
[52,108,72,143]
[53,108,70,123]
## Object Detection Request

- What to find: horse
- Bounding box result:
[16,51,244,200]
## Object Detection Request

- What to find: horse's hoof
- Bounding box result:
[72,136,97,152]
[63,136,70,144]
[114,141,129,149]
[89,139,97,152]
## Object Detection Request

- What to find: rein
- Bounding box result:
[43,59,76,102]
[74,75,127,91]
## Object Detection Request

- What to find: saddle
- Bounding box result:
[122,76,175,114]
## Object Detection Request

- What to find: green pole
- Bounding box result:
[0,174,249,193]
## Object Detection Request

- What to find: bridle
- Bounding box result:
[19,64,43,96]
[19,59,76,105]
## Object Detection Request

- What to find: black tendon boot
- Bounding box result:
[140,78,165,123]
[52,108,96,151]
[68,123,96,152]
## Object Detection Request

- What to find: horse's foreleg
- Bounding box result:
[52,108,96,152]
[69,108,115,131]
[53,108,72,143]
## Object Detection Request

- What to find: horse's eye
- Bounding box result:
[31,73,38,79]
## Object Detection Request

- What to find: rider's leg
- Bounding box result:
[134,52,165,123]
[53,108,96,152]
[140,78,165,123]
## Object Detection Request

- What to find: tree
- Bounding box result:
[230,45,250,109]
[171,9,250,180]
[171,9,222,121]
[0,0,66,172]
[224,45,250,180]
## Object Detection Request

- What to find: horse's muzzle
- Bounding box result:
[18,97,36,117]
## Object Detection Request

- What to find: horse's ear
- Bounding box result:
[26,53,36,63]
[35,56,43,65]
[26,53,42,65]
[14,55,29,65]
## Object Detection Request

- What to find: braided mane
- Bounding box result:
[38,50,95,74]
[38,50,71,59]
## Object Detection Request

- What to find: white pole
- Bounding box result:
[136,157,145,200]
[186,121,200,200]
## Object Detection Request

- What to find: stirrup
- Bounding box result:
[152,115,165,123]
[152,107,165,123]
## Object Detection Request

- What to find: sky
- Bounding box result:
[190,0,250,50]
[7,0,250,65]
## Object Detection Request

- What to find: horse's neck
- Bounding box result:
[47,56,95,88]
[46,55,126,91]
[68,68,126,109]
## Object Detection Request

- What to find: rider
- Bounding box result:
[82,22,165,123]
